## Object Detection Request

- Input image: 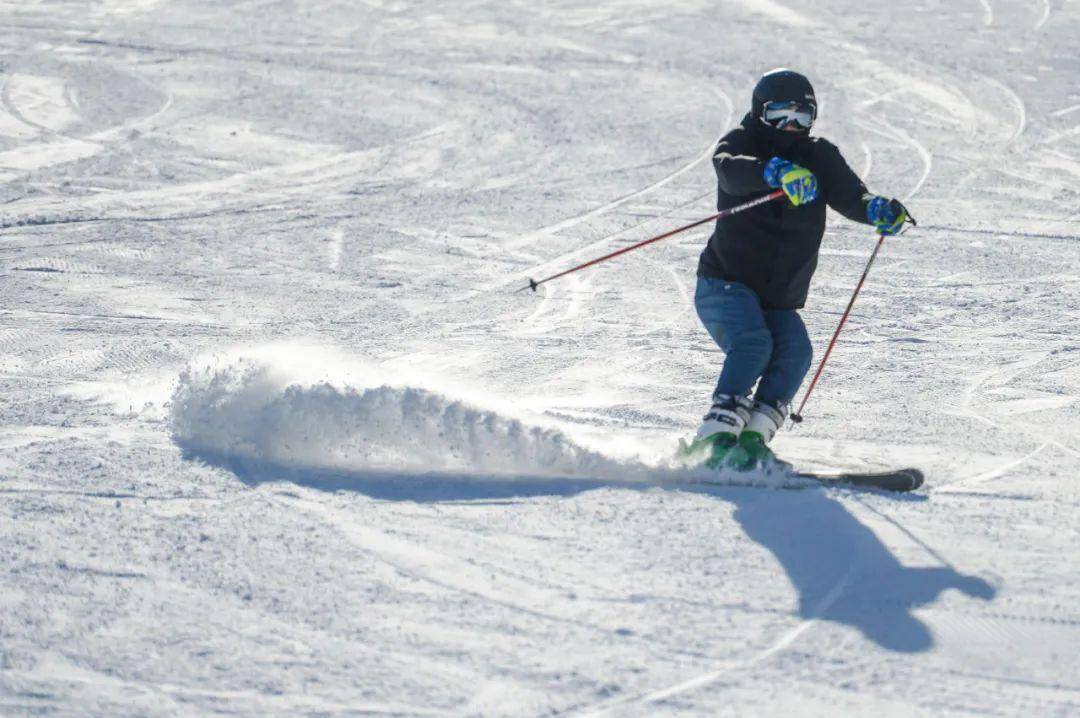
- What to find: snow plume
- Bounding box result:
[169,345,806,488]
[169,347,630,479]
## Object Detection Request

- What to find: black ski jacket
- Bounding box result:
[698,113,874,309]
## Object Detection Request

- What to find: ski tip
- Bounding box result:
[900,467,925,491]
[867,467,925,492]
[796,467,925,493]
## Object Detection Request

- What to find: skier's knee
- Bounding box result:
[728,327,773,362]
[795,332,813,373]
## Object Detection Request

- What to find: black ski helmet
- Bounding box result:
[752,69,816,130]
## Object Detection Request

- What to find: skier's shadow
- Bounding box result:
[193,452,996,653]
[723,487,996,653]
[194,451,636,502]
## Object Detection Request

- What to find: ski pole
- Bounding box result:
[791,216,916,423]
[517,189,784,292]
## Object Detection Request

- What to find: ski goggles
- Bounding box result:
[762,99,816,130]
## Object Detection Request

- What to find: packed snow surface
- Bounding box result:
[2,0,1080,716]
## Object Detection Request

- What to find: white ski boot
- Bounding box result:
[723,400,792,472]
[680,394,752,468]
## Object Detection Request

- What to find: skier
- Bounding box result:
[687,68,910,471]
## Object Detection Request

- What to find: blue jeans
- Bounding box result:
[694,277,813,406]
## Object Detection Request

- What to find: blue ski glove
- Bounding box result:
[763,157,818,206]
[866,196,910,235]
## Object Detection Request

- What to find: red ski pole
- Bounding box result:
[791,214,916,423]
[517,189,784,292]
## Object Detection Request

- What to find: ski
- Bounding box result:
[675,436,924,492]
[795,467,924,493]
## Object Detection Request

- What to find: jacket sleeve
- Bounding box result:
[712,127,771,196]
[818,139,873,225]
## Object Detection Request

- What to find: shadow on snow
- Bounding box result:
[189,450,997,654]
[726,489,995,652]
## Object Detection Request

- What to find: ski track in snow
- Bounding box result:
[935,349,1079,492]
[460,85,732,301]
[570,572,853,717]
[1035,0,1052,30]
[465,136,721,300]
[2,1,1080,716]
[985,76,1027,144]
[502,138,719,254]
